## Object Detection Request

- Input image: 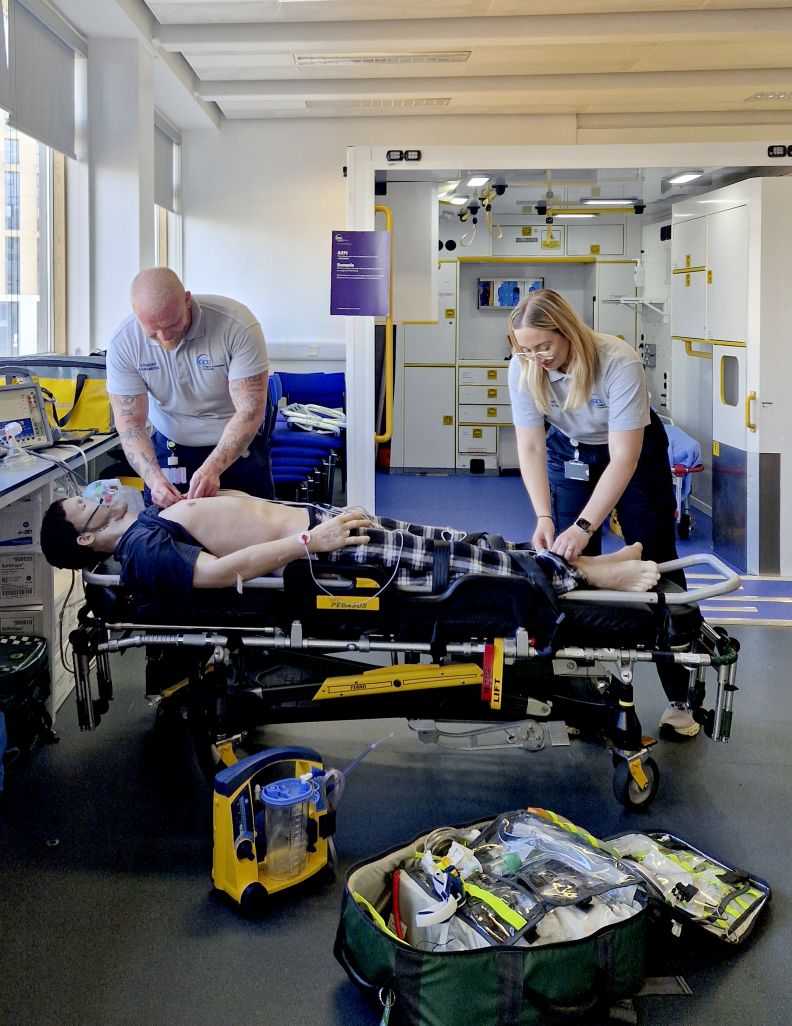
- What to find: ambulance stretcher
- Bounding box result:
[70,552,741,810]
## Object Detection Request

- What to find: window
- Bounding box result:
[5,235,18,293]
[1,115,59,357]
[5,169,19,229]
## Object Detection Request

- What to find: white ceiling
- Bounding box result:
[52,0,792,124]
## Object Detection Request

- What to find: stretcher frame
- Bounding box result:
[70,553,741,810]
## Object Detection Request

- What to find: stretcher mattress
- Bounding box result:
[83,557,703,652]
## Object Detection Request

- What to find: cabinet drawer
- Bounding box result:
[458,366,509,387]
[458,384,511,404]
[458,426,497,453]
[458,403,513,426]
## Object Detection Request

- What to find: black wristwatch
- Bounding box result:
[574,518,593,537]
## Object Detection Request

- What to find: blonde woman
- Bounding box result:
[507,289,697,739]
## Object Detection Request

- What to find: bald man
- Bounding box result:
[106,268,272,509]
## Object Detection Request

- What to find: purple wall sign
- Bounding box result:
[330,230,391,316]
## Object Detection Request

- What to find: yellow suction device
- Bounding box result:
[212,745,336,913]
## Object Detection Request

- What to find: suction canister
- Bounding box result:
[260,776,314,879]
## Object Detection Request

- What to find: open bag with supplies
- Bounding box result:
[335,808,648,1026]
[604,830,771,945]
[334,807,772,1026]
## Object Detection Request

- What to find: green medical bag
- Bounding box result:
[334,813,647,1026]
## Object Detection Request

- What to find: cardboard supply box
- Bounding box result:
[0,493,43,550]
[0,551,48,608]
[0,606,46,637]
[0,595,85,711]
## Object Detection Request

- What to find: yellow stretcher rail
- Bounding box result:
[375,204,394,445]
[313,662,483,701]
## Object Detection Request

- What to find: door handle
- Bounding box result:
[744,391,757,432]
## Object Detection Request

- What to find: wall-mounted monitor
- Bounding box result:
[477,276,544,310]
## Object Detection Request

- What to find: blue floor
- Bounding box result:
[376,470,792,627]
[375,468,714,557]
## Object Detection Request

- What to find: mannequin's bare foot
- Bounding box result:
[575,557,661,592]
[594,542,643,564]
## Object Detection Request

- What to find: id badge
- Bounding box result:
[164,465,187,484]
[564,459,590,481]
[164,454,187,485]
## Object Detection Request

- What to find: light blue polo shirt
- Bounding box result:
[106,295,269,447]
[508,333,650,445]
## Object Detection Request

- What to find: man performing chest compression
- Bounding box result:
[40,492,661,605]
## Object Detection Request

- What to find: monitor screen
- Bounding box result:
[0,383,54,450]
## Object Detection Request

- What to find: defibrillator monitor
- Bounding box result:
[0,382,55,450]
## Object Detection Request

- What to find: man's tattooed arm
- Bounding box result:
[109,392,184,506]
[202,372,268,475]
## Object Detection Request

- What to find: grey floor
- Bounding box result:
[1,475,788,1026]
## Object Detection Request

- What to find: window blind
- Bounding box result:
[8,0,81,158]
[154,124,176,212]
[0,2,10,117]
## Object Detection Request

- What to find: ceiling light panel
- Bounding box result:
[745,92,792,102]
[667,171,703,185]
[581,197,639,205]
[305,97,451,108]
[295,51,471,67]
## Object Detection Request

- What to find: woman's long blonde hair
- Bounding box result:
[508,289,599,414]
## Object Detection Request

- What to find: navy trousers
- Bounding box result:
[545,410,687,702]
[144,429,274,505]
[546,410,680,570]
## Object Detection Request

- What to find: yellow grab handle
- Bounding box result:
[374,204,394,445]
[745,391,757,432]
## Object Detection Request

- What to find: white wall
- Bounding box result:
[180,114,577,358]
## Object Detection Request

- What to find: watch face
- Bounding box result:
[576,518,592,534]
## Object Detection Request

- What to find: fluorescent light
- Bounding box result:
[666,171,703,185]
[581,197,637,206]
[296,51,471,66]
[554,213,596,219]
[447,196,467,206]
[306,98,451,109]
[745,91,792,102]
[467,175,490,188]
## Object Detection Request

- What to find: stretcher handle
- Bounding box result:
[560,552,740,606]
[82,569,284,589]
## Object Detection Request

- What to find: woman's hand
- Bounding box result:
[532,518,556,551]
[308,511,371,553]
[550,525,590,561]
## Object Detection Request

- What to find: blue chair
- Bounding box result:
[268,372,345,503]
[276,371,345,411]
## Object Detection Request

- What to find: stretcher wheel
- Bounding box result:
[677,513,692,540]
[612,757,659,810]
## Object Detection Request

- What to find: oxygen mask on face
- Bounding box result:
[82,479,122,507]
